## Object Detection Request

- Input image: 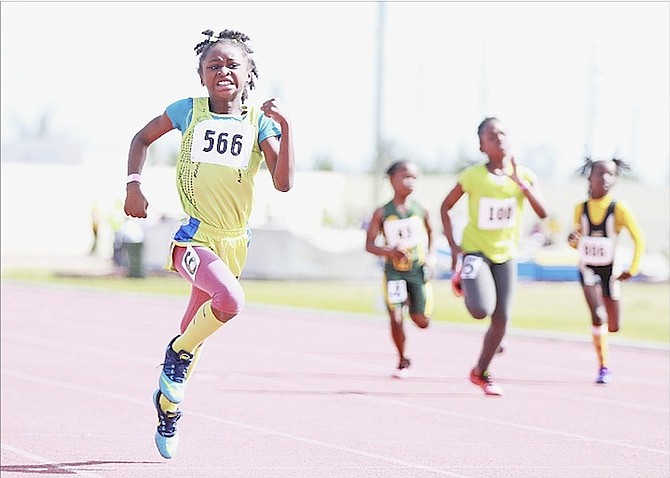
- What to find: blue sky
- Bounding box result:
[1,1,668,185]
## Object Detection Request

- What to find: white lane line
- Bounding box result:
[498,384,669,412]
[4,329,668,413]
[0,369,471,478]
[2,332,157,365]
[228,372,670,456]
[231,342,670,411]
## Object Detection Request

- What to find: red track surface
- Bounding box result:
[1,282,668,478]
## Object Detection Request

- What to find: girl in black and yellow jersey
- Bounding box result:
[568,157,645,385]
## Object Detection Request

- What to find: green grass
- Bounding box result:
[2,268,668,345]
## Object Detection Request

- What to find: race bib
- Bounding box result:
[181,244,201,281]
[460,255,484,280]
[383,216,424,249]
[387,279,408,304]
[579,236,615,266]
[477,197,517,230]
[191,119,255,169]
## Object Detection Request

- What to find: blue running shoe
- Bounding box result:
[596,366,612,384]
[153,389,181,459]
[159,336,193,404]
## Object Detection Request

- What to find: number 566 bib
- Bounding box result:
[191,119,255,169]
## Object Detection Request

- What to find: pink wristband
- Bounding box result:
[126,173,142,184]
[519,183,528,192]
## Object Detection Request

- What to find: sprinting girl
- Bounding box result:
[365,161,436,378]
[440,117,547,396]
[567,157,645,384]
[124,29,295,458]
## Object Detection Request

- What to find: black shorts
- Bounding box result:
[579,263,621,299]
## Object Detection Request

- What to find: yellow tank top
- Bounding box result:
[176,97,264,232]
[459,163,536,263]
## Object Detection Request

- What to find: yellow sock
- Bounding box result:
[173,300,224,354]
[592,324,609,367]
[184,343,203,383]
[159,393,179,413]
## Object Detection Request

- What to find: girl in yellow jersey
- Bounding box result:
[441,117,547,396]
[567,157,645,385]
[124,29,294,459]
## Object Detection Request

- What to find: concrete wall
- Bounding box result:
[2,163,667,278]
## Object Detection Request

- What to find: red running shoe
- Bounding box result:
[469,368,504,396]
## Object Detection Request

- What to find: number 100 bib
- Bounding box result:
[477,197,517,230]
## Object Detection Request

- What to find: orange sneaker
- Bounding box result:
[469,368,504,396]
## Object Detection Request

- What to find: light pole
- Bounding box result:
[372,2,386,207]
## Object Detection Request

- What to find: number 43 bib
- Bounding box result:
[191,119,255,169]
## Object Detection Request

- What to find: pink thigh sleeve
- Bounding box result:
[172,245,245,331]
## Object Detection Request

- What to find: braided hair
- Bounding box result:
[194,29,259,102]
[577,155,631,178]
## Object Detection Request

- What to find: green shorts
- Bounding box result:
[382,266,433,316]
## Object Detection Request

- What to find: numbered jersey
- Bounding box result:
[578,201,617,266]
[381,200,428,273]
[170,97,276,231]
[459,163,536,264]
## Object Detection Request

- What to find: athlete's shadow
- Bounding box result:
[0,460,161,474]
[216,372,472,397]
